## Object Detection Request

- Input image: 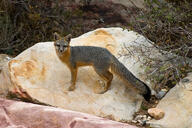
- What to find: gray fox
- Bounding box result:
[53,33,151,101]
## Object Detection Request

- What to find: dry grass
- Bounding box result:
[129,0,192,91]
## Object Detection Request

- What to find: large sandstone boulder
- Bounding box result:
[0,98,137,128]
[0,28,158,121]
[149,73,192,128]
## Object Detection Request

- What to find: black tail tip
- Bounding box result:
[143,87,151,102]
[143,92,151,102]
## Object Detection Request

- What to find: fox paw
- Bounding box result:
[95,80,108,94]
[68,86,75,91]
[97,89,108,94]
[98,80,105,87]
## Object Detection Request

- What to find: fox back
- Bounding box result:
[70,46,114,67]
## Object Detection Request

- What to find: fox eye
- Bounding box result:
[55,43,60,47]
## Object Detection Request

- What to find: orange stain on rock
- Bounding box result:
[94,29,112,36]
[9,59,47,85]
[78,30,117,54]
[41,65,46,77]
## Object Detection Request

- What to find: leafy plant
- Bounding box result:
[130,0,192,90]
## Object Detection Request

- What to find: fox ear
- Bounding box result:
[53,32,61,40]
[65,34,72,43]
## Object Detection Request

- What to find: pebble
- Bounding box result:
[133,114,152,126]
[148,108,165,120]
[147,116,151,121]
[156,89,167,99]
[131,120,137,123]
[135,115,143,120]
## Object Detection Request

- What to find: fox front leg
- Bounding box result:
[68,68,77,91]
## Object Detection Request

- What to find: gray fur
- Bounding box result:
[70,46,113,68]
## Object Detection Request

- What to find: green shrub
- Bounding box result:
[130,0,192,90]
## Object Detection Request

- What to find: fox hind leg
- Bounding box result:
[94,67,113,94]
[102,71,113,92]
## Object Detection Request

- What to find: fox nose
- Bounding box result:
[59,49,63,52]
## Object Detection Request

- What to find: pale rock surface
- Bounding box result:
[0,54,12,98]
[148,108,165,120]
[109,0,145,8]
[85,0,145,9]
[0,98,137,128]
[0,54,12,69]
[74,0,145,23]
[0,28,159,121]
[149,73,192,128]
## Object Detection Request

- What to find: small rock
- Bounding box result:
[137,119,142,123]
[181,78,190,83]
[156,89,167,99]
[131,120,137,123]
[137,120,146,126]
[161,88,167,92]
[143,115,147,120]
[147,116,151,121]
[134,114,149,126]
[135,115,143,120]
[148,108,165,120]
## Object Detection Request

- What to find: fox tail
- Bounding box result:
[110,56,151,101]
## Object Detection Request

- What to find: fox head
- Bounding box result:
[53,32,72,55]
